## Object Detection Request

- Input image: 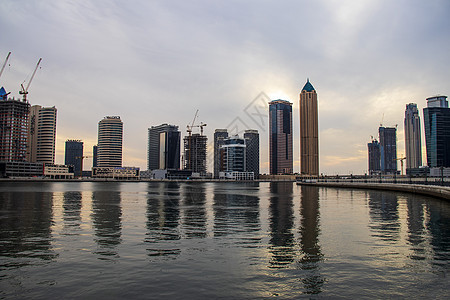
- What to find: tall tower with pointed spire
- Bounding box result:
[299,79,319,176]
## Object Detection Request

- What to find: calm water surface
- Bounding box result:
[0,181,449,299]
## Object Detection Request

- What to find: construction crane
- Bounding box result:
[395,156,406,176]
[185,110,207,170]
[186,109,199,137]
[0,51,11,79]
[19,58,42,102]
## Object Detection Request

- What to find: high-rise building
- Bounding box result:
[220,135,246,172]
[379,126,397,174]
[92,145,98,167]
[368,139,381,175]
[97,116,123,167]
[0,95,30,162]
[423,95,450,168]
[214,129,228,178]
[299,79,319,176]
[183,133,207,174]
[244,129,259,178]
[27,105,57,164]
[65,140,83,177]
[269,99,293,175]
[404,103,422,170]
[148,124,180,170]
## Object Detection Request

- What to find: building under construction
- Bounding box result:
[0,96,30,162]
[183,133,207,174]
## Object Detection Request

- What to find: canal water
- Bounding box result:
[0,181,449,299]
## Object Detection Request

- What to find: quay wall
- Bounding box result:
[297,181,450,200]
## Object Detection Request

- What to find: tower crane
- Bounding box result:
[0,51,11,79]
[395,156,406,176]
[185,110,207,170]
[19,58,42,102]
[186,109,199,137]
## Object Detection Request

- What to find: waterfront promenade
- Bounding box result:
[297,179,450,200]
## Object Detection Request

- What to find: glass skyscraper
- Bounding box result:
[423,95,450,168]
[269,99,293,175]
[214,129,228,178]
[244,129,259,178]
[65,140,83,177]
[97,116,123,167]
[404,103,422,170]
[379,126,397,174]
[220,135,246,172]
[148,124,180,170]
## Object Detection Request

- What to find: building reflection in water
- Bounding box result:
[91,186,122,259]
[268,182,295,268]
[62,191,82,234]
[367,191,400,242]
[406,195,427,261]
[182,183,207,239]
[145,182,181,257]
[0,190,57,267]
[213,182,260,247]
[426,198,450,266]
[298,185,324,294]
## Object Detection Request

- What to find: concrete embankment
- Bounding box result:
[297,181,450,200]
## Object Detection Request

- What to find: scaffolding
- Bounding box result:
[183,133,207,174]
[0,97,30,162]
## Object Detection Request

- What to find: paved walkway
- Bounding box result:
[296,181,450,200]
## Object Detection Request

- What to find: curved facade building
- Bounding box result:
[27,105,57,164]
[36,106,57,163]
[404,103,422,170]
[97,116,123,167]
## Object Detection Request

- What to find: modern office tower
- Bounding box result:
[244,129,259,178]
[423,95,450,168]
[65,140,83,177]
[368,139,381,175]
[92,145,98,167]
[97,116,123,167]
[0,95,30,162]
[220,135,246,172]
[183,133,207,173]
[404,103,422,170]
[269,99,293,175]
[27,105,57,164]
[299,79,319,176]
[148,124,181,170]
[379,126,397,174]
[214,129,228,178]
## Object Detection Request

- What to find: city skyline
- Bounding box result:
[1,1,449,174]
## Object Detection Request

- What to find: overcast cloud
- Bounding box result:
[1,0,449,174]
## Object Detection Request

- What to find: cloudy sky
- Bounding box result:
[1,0,449,175]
